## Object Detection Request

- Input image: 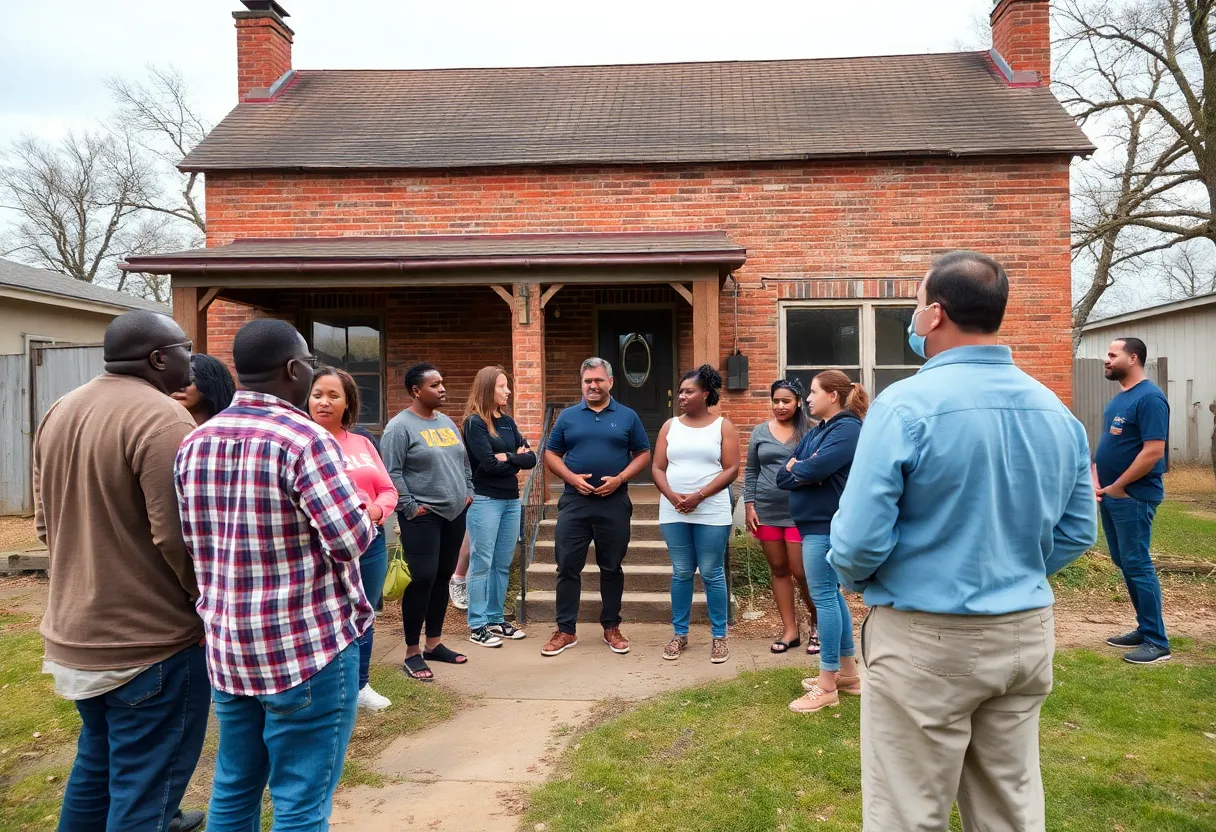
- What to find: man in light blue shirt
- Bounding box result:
[828,251,1096,832]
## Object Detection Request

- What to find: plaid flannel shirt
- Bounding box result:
[175,391,375,696]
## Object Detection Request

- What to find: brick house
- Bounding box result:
[123,0,1091,452]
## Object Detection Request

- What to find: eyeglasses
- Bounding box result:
[157,340,193,353]
[295,355,320,370]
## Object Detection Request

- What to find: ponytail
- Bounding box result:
[845,383,870,421]
[680,363,722,406]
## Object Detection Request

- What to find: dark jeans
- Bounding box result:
[1100,495,1169,649]
[399,507,467,647]
[358,530,388,689]
[58,644,210,832]
[554,490,632,634]
[208,644,359,831]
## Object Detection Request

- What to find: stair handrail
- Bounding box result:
[516,402,564,625]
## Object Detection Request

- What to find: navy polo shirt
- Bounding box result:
[546,398,650,494]
[1095,379,1170,503]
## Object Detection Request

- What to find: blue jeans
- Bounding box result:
[466,495,522,630]
[1100,495,1168,649]
[207,644,359,832]
[803,534,855,672]
[358,530,387,689]
[58,644,210,832]
[661,522,731,639]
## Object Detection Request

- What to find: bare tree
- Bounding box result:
[1159,239,1216,296]
[106,66,209,234]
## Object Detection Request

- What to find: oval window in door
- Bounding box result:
[620,333,652,388]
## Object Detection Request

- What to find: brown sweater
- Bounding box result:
[34,374,202,669]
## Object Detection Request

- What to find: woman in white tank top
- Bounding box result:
[651,365,740,664]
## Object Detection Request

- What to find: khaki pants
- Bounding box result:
[860,605,1055,832]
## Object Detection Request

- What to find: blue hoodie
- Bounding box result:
[775,411,863,535]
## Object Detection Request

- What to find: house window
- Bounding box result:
[310,313,384,426]
[780,302,925,396]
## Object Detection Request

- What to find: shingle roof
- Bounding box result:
[180,52,1094,172]
[0,258,169,312]
[121,231,746,273]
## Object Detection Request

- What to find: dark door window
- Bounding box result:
[597,309,675,458]
[310,314,384,426]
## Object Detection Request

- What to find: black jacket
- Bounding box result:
[463,413,537,499]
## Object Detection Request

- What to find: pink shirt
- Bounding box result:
[335,431,398,524]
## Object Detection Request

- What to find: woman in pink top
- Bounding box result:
[309,367,398,712]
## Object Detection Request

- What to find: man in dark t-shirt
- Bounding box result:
[1094,336,1171,664]
[541,357,651,658]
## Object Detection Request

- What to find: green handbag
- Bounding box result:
[382,543,412,602]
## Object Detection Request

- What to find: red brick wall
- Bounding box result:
[234,15,293,100]
[991,0,1051,85]
[202,156,1075,434]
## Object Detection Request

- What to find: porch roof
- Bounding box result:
[119,231,746,277]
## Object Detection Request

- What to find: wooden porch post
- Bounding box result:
[171,283,209,355]
[511,282,546,445]
[691,279,720,370]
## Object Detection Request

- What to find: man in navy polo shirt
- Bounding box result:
[1094,336,1171,664]
[541,357,651,657]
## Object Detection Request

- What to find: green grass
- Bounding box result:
[1093,499,1216,562]
[524,648,1216,832]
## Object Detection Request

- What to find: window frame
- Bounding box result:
[779,300,923,394]
[306,310,387,429]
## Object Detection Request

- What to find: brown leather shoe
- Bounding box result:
[540,630,578,657]
[602,627,630,654]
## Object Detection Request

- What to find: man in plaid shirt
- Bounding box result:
[175,319,374,830]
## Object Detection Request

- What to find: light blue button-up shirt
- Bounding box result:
[827,345,1097,615]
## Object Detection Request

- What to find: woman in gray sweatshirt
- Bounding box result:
[382,363,474,681]
[743,379,818,655]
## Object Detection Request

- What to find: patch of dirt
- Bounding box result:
[0,575,50,625]
[0,516,41,552]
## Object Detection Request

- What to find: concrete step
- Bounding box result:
[519,590,737,624]
[536,518,665,543]
[544,499,660,521]
[532,539,672,566]
[525,562,699,593]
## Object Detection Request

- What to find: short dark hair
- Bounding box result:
[232,319,305,377]
[680,364,722,406]
[924,250,1009,334]
[404,362,439,396]
[312,366,361,428]
[1116,336,1148,367]
[190,354,236,420]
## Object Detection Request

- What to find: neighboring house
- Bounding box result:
[0,258,167,355]
[0,258,168,515]
[122,0,1090,449]
[1077,292,1216,466]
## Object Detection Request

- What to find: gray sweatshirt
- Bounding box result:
[743,421,798,527]
[382,409,474,521]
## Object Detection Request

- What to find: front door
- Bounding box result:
[597,309,675,458]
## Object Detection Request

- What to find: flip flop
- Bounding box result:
[422,643,468,664]
[403,654,434,682]
[770,637,802,654]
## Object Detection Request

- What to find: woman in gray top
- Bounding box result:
[382,363,474,681]
[744,379,819,655]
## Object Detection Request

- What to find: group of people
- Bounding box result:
[30,247,1174,832]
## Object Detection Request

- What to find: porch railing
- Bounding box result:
[515,403,564,625]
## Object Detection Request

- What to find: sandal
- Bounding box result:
[770,637,802,654]
[403,654,434,682]
[422,643,468,664]
[806,631,821,656]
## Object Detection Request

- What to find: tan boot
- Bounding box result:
[837,673,862,695]
[789,683,839,713]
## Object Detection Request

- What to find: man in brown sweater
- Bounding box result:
[34,310,208,832]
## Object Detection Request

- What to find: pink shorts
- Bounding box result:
[750,525,802,543]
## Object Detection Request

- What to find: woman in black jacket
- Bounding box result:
[462,366,536,646]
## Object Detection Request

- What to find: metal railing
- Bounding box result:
[515,403,564,625]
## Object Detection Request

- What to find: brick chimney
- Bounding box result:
[990,0,1050,85]
[233,0,294,101]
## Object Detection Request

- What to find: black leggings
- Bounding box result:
[399,507,467,647]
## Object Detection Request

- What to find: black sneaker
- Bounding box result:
[1105,630,1145,648]
[1123,643,1172,665]
[169,810,205,832]
[468,627,503,647]
[488,622,526,640]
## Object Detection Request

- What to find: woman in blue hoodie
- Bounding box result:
[777,370,868,714]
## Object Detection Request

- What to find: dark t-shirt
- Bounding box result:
[546,398,650,494]
[1095,379,1169,503]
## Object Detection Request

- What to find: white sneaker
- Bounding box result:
[449,577,469,610]
[357,685,391,711]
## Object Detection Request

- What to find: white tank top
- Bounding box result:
[658,416,733,525]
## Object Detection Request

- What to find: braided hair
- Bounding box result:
[680,364,722,407]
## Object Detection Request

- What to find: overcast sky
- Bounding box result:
[0,0,994,143]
